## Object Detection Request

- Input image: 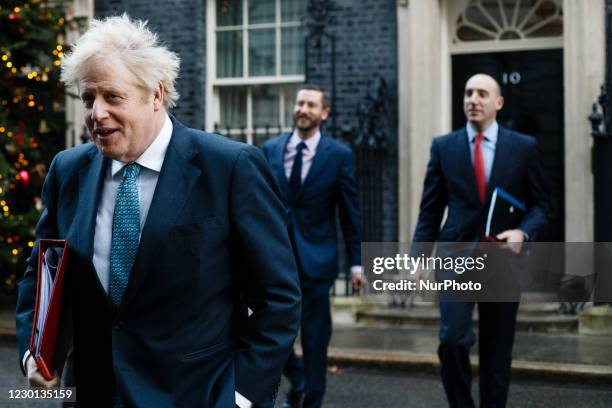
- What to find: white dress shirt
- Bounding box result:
[92,114,172,292]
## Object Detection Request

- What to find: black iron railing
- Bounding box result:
[212,124,290,147]
[305,0,338,136]
[587,0,612,305]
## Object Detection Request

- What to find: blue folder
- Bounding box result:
[485,187,527,237]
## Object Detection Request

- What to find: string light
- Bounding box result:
[1,0,70,289]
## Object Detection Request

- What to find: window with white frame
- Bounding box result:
[450,0,563,53]
[207,0,305,145]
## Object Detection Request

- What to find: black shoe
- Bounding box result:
[282,388,304,408]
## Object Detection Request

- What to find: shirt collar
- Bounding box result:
[466,121,498,145]
[289,129,321,153]
[111,114,173,177]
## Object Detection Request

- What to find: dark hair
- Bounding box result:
[298,83,331,109]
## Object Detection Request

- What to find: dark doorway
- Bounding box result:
[452,49,564,242]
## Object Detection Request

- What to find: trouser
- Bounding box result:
[283,277,334,408]
[438,301,519,408]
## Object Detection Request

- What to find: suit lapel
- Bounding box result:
[76,148,109,297]
[276,134,292,197]
[298,134,331,197]
[120,120,202,311]
[456,130,481,207]
[486,127,512,201]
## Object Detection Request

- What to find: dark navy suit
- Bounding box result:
[262,133,361,407]
[16,118,301,407]
[413,126,551,408]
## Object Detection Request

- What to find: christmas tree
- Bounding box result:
[0,0,76,291]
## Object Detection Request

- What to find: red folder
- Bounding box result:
[28,239,72,381]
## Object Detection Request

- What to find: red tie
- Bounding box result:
[473,133,487,203]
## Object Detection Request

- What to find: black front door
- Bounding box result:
[452,49,564,242]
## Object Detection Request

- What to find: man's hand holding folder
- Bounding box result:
[26,352,60,388]
[496,229,525,255]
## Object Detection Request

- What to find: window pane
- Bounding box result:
[217,31,243,78]
[249,0,275,24]
[252,85,280,146]
[282,0,303,22]
[219,86,246,130]
[253,85,279,129]
[283,84,300,127]
[217,0,243,27]
[249,29,275,76]
[281,26,304,75]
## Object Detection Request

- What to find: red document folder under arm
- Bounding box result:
[28,239,72,381]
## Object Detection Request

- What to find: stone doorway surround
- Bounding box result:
[397,0,605,244]
[64,0,94,147]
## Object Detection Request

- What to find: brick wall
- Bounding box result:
[94,0,206,130]
[305,0,399,241]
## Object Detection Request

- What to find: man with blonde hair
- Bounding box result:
[16,14,300,408]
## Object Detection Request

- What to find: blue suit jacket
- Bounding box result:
[16,117,301,407]
[262,134,361,281]
[413,127,551,246]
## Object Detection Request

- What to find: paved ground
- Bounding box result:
[4,298,612,406]
[275,366,612,408]
[329,324,612,367]
[1,337,610,407]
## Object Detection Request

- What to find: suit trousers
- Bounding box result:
[438,301,519,408]
[283,277,334,408]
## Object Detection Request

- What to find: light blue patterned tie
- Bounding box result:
[109,163,141,309]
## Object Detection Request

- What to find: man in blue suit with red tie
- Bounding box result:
[16,15,300,407]
[262,85,362,408]
[413,74,551,407]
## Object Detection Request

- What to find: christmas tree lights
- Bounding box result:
[0,0,78,291]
